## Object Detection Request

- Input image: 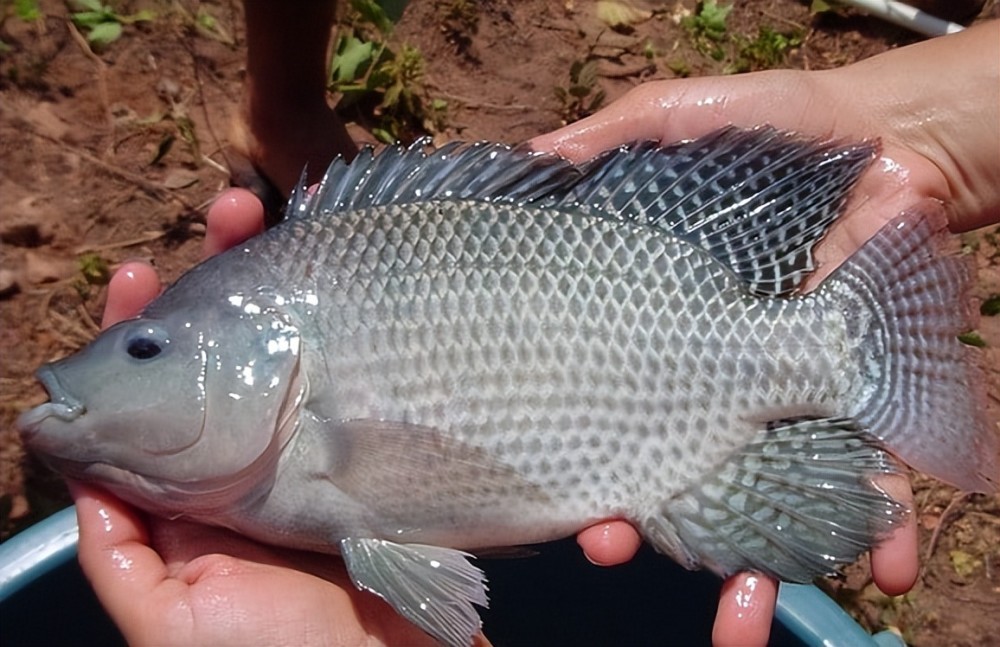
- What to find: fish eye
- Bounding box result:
[124,325,169,361]
[127,337,162,360]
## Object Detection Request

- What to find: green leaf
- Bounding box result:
[377,0,408,23]
[73,0,105,12]
[596,1,651,28]
[700,0,732,34]
[87,21,122,45]
[949,549,982,578]
[981,294,1000,317]
[372,127,396,144]
[77,253,111,285]
[351,0,393,35]
[72,10,109,28]
[150,133,175,166]
[810,0,833,12]
[958,331,987,347]
[15,0,42,21]
[332,35,376,84]
[121,9,155,24]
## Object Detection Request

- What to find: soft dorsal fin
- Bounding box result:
[287,127,876,296]
[557,127,878,296]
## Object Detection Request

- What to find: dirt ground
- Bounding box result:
[1,1,998,645]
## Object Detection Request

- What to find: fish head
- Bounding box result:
[17,300,304,516]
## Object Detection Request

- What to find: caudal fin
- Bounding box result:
[827,201,999,493]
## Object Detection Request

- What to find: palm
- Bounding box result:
[74,485,437,646]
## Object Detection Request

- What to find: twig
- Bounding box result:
[76,303,101,335]
[28,127,194,209]
[428,89,535,113]
[598,62,655,79]
[65,19,113,138]
[924,491,971,563]
[74,230,167,254]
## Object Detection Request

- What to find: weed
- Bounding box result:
[73,252,111,299]
[596,0,652,31]
[958,331,987,347]
[681,0,732,61]
[77,252,111,286]
[70,0,154,47]
[15,0,42,21]
[554,59,606,125]
[667,59,692,77]
[329,0,441,143]
[730,26,803,73]
[437,0,479,55]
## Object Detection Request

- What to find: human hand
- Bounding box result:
[529,21,1000,647]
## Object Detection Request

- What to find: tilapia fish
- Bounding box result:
[18,127,998,646]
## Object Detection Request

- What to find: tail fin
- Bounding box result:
[826,201,998,493]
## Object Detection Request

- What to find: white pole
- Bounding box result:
[838,0,965,37]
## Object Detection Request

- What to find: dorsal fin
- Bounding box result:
[558,127,878,296]
[285,139,581,218]
[287,127,877,297]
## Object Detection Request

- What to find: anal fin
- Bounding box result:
[340,538,488,647]
[642,417,906,582]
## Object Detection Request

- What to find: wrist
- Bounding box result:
[829,21,1000,230]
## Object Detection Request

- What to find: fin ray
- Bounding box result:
[826,202,999,492]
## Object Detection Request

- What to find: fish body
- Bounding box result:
[18,128,998,646]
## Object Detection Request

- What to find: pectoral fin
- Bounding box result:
[326,418,547,515]
[340,537,488,647]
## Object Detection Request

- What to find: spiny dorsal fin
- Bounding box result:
[286,139,580,218]
[287,128,877,296]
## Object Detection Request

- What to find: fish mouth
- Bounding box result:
[16,365,87,436]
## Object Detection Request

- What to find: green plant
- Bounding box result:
[70,0,154,47]
[554,59,606,125]
[731,26,803,72]
[958,331,987,347]
[15,0,42,21]
[681,0,732,61]
[437,0,479,55]
[329,0,441,143]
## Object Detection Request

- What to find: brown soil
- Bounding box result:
[1,1,998,645]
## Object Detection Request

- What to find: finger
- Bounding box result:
[711,572,777,647]
[204,188,266,258]
[575,520,642,566]
[101,261,160,328]
[529,72,819,163]
[70,483,178,643]
[870,473,919,595]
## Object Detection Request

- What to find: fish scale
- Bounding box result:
[18,128,998,647]
[292,199,851,522]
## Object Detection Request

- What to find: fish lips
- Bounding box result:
[17,364,87,441]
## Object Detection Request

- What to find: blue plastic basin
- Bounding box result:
[0,507,905,646]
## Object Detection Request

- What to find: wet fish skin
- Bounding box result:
[18,128,999,647]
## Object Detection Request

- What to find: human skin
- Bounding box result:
[237,2,357,195]
[75,19,998,647]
